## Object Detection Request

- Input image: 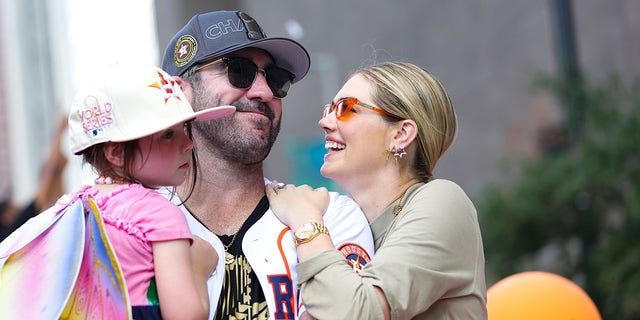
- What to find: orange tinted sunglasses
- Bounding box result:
[323,97,402,121]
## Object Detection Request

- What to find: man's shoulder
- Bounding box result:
[327,190,358,207]
[324,190,365,224]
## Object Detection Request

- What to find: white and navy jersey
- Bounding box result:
[164,183,374,320]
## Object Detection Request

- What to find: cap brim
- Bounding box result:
[198,38,310,83]
[192,105,236,121]
[249,38,310,83]
[107,106,236,145]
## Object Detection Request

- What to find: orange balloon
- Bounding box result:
[487,271,601,320]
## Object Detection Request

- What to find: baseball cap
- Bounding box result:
[162,10,310,83]
[68,64,235,154]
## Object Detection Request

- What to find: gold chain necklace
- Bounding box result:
[392,189,409,216]
[392,180,422,216]
[182,202,239,265]
[223,232,238,265]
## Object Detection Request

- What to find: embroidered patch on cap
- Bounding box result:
[338,243,372,274]
[77,95,114,138]
[148,70,182,103]
[174,35,197,67]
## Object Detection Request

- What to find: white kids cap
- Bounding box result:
[68,64,235,154]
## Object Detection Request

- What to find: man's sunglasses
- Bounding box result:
[323,97,403,121]
[191,57,294,98]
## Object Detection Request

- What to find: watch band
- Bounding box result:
[294,221,329,246]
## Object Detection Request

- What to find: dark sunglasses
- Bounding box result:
[323,97,403,120]
[191,57,294,98]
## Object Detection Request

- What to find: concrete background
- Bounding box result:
[1,0,638,203]
[154,0,640,198]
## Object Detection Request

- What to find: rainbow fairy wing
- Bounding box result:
[0,204,65,259]
[60,197,132,319]
[0,199,85,319]
[0,197,132,319]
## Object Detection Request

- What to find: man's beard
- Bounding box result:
[191,83,281,165]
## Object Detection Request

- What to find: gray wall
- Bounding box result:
[154,0,640,199]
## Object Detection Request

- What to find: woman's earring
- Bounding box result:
[387,145,407,161]
[394,145,407,161]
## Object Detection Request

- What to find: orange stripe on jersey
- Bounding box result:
[276,226,298,317]
[277,226,292,276]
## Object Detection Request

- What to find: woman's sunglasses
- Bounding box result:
[191,57,294,98]
[323,97,403,120]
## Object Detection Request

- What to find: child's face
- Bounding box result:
[131,122,193,187]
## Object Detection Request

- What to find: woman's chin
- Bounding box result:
[320,163,343,182]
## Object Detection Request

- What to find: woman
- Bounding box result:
[266,62,487,319]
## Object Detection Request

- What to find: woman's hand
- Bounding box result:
[265,181,329,230]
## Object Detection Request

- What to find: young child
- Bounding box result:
[67,64,235,319]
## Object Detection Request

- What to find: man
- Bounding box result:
[161,10,374,320]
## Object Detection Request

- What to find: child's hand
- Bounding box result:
[190,236,217,280]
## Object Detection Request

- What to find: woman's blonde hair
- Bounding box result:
[355,61,457,181]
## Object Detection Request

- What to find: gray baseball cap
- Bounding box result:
[162,10,310,83]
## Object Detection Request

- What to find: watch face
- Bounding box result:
[295,223,316,239]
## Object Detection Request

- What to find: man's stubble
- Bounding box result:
[190,81,281,165]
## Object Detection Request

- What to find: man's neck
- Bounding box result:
[178,157,267,236]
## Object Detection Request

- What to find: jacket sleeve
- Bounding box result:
[297,191,382,319]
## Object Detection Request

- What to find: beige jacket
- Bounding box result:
[297,180,487,319]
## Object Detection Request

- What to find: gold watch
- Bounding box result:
[294,222,329,246]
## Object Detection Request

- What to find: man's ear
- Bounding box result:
[173,76,193,102]
[103,142,125,167]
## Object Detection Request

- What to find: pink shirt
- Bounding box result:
[85,184,192,306]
